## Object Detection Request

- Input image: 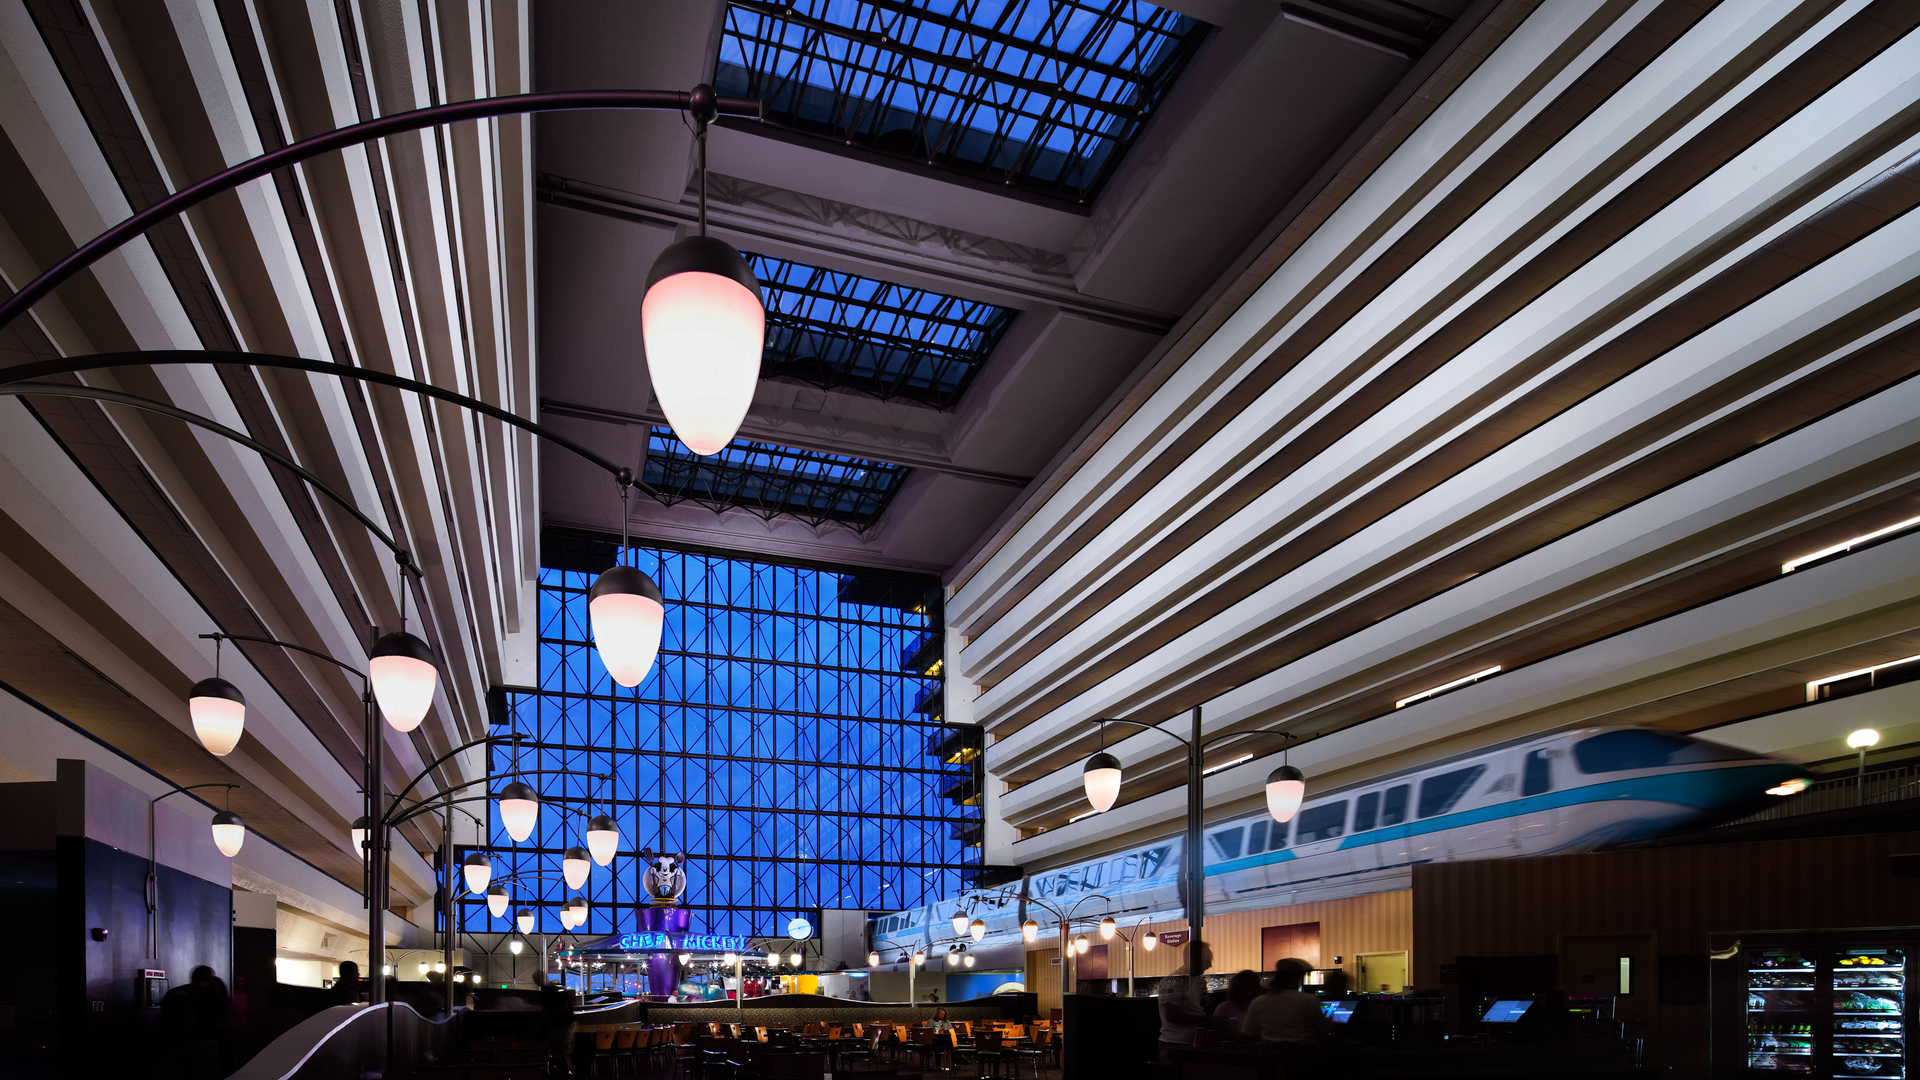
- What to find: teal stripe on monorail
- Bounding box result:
[1205,763,1802,878]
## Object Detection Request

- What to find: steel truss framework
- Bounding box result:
[750,251,1017,408]
[464,546,978,940]
[640,426,911,529]
[715,0,1207,202]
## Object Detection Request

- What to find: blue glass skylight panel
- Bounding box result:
[751,252,1016,407]
[642,426,909,529]
[716,1,1208,201]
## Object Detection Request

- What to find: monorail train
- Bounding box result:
[872,726,1810,962]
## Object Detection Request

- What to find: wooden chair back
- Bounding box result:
[614,1027,637,1050]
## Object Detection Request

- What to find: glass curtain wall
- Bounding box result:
[463,541,977,943]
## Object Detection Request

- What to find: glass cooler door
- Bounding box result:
[1748,949,1819,1073]
[1832,947,1905,1080]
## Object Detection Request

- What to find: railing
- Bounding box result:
[229,1002,453,1080]
[1720,764,1920,826]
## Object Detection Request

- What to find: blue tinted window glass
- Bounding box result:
[1418,766,1486,819]
[1294,802,1347,844]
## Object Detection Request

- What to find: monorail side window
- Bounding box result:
[1418,765,1486,818]
[1209,828,1244,861]
[1247,819,1268,854]
[1353,792,1380,832]
[1523,750,1553,796]
[1295,801,1348,843]
[1572,729,1751,773]
[1382,785,1409,826]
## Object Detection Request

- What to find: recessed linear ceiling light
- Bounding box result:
[714,0,1207,202]
[1395,666,1502,709]
[1200,753,1252,776]
[1806,652,1920,702]
[1782,514,1920,573]
[1067,808,1101,823]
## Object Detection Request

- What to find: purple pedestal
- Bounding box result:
[639,902,690,999]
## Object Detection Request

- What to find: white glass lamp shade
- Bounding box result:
[1143,931,1158,952]
[679,953,693,965]
[563,846,592,891]
[382,965,393,976]
[419,960,430,975]
[790,951,804,968]
[951,909,970,937]
[868,951,880,967]
[462,851,492,894]
[586,814,620,866]
[1849,728,1881,749]
[1265,765,1306,824]
[589,566,666,688]
[970,918,986,942]
[516,908,534,935]
[486,884,509,919]
[435,962,446,974]
[351,816,371,858]
[1022,919,1038,943]
[767,951,780,967]
[1082,752,1122,813]
[509,937,523,955]
[210,810,246,857]
[642,236,766,456]
[912,949,925,966]
[723,953,737,966]
[1100,916,1116,941]
[1073,936,1089,956]
[568,897,589,926]
[497,781,539,843]
[965,953,976,968]
[559,906,576,930]
[189,677,246,756]
[370,631,438,732]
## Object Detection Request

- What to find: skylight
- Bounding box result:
[750,252,1016,408]
[715,0,1208,202]
[641,426,910,529]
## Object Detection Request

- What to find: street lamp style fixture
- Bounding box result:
[790,949,804,968]
[351,816,371,857]
[767,950,781,967]
[964,954,976,968]
[951,909,970,936]
[589,559,665,689]
[1073,935,1089,956]
[497,781,540,843]
[586,813,621,867]
[462,851,492,893]
[188,637,245,756]
[868,951,880,967]
[369,627,438,733]
[1022,919,1039,943]
[640,86,765,456]
[517,908,535,935]
[486,885,510,919]
[1083,721,1123,812]
[970,918,986,942]
[1100,916,1116,940]
[563,846,592,890]
[211,808,248,857]
[1266,734,1305,824]
[912,948,926,966]
[1143,931,1158,951]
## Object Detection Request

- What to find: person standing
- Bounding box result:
[1157,939,1215,1063]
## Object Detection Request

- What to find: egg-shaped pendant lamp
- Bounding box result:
[589,565,665,687]
[1082,752,1122,813]
[211,809,247,857]
[497,781,540,843]
[641,235,764,456]
[562,846,592,891]
[585,814,620,866]
[370,630,438,732]
[1266,765,1306,823]
[189,677,247,756]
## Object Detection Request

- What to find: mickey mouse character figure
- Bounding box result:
[639,849,687,900]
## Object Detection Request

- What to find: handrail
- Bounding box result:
[228,1001,453,1080]
[1721,763,1920,826]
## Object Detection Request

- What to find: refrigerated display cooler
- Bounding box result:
[1713,930,1916,1079]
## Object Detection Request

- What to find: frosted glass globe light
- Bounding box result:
[1100,916,1116,941]
[589,566,665,688]
[586,815,620,866]
[509,937,523,955]
[867,951,879,967]
[189,677,246,756]
[497,781,539,843]
[370,631,438,732]
[951,909,969,937]
[790,950,804,968]
[1082,752,1122,813]
[210,810,247,857]
[1849,728,1881,749]
[970,918,986,942]
[1022,920,1038,943]
[1143,931,1158,952]
[462,850,492,894]
[486,884,509,919]
[1266,765,1306,824]
[563,846,592,891]
[351,816,371,859]
[516,908,535,935]
[640,236,765,456]
[964,954,976,968]
[1073,936,1089,956]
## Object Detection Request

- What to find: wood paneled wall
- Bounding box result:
[1023,889,1413,1015]
[1413,830,1920,1074]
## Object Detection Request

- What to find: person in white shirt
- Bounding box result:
[1157,940,1215,1062]
[1242,958,1336,1046]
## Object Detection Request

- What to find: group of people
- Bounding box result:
[1157,940,1343,1067]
